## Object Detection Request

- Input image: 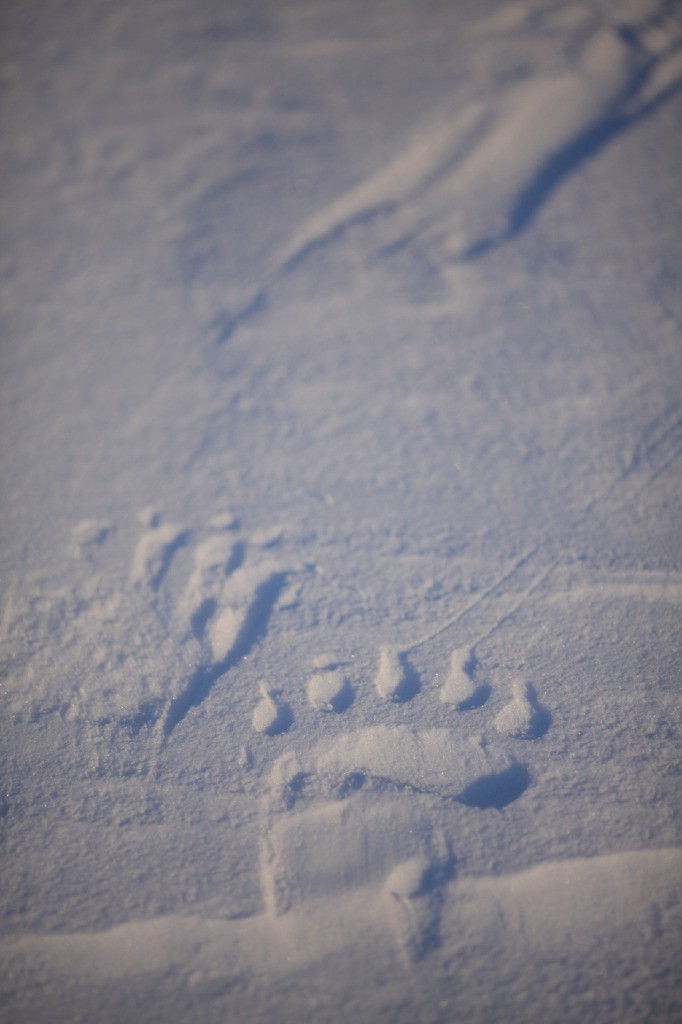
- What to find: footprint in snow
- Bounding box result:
[185,8,682,343]
[258,639,550,963]
[3,509,298,737]
[7,508,552,965]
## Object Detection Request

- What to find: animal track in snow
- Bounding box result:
[189,5,682,342]
[129,517,190,591]
[1,511,296,739]
[126,512,293,741]
[259,705,539,962]
[494,678,550,739]
[5,510,554,967]
[160,525,291,740]
[252,685,292,736]
[374,645,419,702]
[257,635,551,962]
[307,655,354,712]
[261,784,452,962]
[439,646,490,710]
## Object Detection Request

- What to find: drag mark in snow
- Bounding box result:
[163,569,287,741]
[2,511,300,739]
[129,521,190,591]
[199,8,682,341]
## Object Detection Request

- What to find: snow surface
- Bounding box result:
[1,0,681,1021]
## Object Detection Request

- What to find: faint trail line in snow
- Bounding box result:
[571,404,682,531]
[470,562,558,648]
[548,580,682,603]
[206,9,682,343]
[402,403,681,656]
[404,545,540,655]
[622,403,682,479]
[628,444,682,500]
[648,275,682,330]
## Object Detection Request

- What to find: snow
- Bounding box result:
[1,0,681,1021]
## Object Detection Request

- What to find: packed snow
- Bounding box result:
[1,0,681,1021]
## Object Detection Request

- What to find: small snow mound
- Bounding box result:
[129,522,186,589]
[207,604,244,664]
[313,724,511,798]
[440,647,477,708]
[311,652,338,670]
[253,689,289,736]
[193,535,237,572]
[70,519,110,554]
[252,525,284,549]
[308,667,349,712]
[494,678,538,739]
[136,506,161,529]
[208,512,240,531]
[385,855,431,899]
[375,646,406,701]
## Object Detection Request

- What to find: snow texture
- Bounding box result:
[1,0,681,1021]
